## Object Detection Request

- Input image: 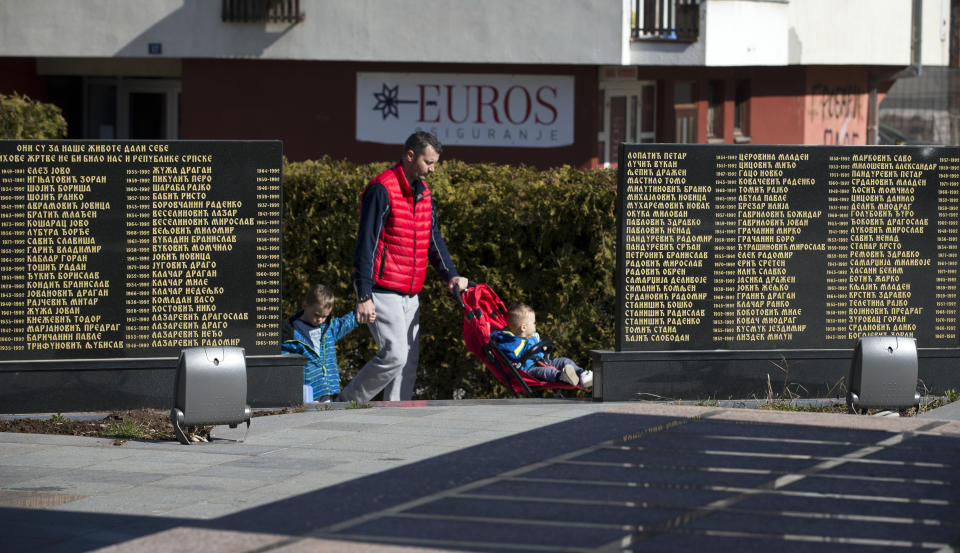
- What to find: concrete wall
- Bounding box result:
[803,67,871,145]
[0,0,623,64]
[5,1,946,69]
[787,0,949,67]
[701,0,949,68]
[704,0,791,67]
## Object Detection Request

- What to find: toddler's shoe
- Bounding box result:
[559,364,579,386]
[579,370,593,388]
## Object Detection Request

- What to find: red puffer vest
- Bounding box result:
[368,164,433,294]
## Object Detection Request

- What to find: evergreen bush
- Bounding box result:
[0,92,67,139]
[282,157,617,399]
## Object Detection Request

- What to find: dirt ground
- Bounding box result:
[0,408,291,443]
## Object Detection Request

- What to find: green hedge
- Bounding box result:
[0,92,67,139]
[282,157,618,399]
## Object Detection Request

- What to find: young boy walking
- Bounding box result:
[281,284,359,402]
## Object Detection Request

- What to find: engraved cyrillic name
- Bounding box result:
[622,150,710,344]
[733,151,819,343]
[617,145,960,352]
[0,140,282,360]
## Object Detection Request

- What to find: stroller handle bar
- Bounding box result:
[520,339,554,361]
[452,280,479,309]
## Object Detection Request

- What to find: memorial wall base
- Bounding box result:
[589,349,960,402]
[0,355,303,413]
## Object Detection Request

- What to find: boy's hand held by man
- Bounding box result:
[356,298,376,323]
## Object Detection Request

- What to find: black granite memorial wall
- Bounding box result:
[592,144,960,401]
[0,140,300,412]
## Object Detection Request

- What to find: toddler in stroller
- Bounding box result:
[491,303,593,388]
[457,283,592,396]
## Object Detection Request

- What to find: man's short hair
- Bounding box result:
[404,131,442,156]
[303,284,335,312]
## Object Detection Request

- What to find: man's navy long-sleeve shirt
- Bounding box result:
[352,178,459,299]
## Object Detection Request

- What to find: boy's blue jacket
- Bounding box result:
[281,310,358,399]
[490,330,544,371]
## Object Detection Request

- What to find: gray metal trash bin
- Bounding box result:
[846,335,920,414]
[171,346,252,444]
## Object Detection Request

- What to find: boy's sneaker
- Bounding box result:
[579,370,593,388]
[559,364,579,386]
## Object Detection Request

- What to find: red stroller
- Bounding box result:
[455,282,582,397]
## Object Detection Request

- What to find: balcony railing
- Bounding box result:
[632,0,700,42]
[222,0,303,23]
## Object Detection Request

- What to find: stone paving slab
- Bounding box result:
[0,399,957,552]
[0,433,118,446]
[185,464,307,482]
[10,470,166,497]
[918,395,960,420]
[0,465,65,484]
[91,528,447,553]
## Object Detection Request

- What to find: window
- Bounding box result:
[84,77,181,140]
[597,81,657,168]
[673,81,697,144]
[85,82,117,139]
[641,85,655,139]
[597,88,605,163]
[734,79,750,142]
[222,0,303,23]
[610,96,627,163]
[707,80,724,141]
[632,0,702,42]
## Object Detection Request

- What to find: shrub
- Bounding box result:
[282,157,617,399]
[0,92,67,139]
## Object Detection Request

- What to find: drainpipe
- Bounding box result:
[950,0,960,145]
[868,74,879,145]
[870,0,923,144]
[900,0,924,79]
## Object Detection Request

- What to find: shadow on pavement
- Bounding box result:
[6,411,960,552]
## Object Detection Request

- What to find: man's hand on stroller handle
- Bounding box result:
[448,276,469,294]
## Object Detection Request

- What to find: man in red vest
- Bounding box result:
[341,131,468,402]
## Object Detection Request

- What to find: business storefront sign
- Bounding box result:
[356,72,574,148]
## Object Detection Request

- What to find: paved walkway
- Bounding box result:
[1,400,959,553]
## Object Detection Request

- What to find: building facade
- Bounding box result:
[0,0,952,168]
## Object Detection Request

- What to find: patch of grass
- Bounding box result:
[753,364,960,417]
[918,388,960,414]
[695,396,719,407]
[103,419,148,439]
[297,403,335,412]
[347,400,372,409]
[754,358,806,411]
[252,407,294,418]
[48,413,68,424]
[752,357,847,414]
